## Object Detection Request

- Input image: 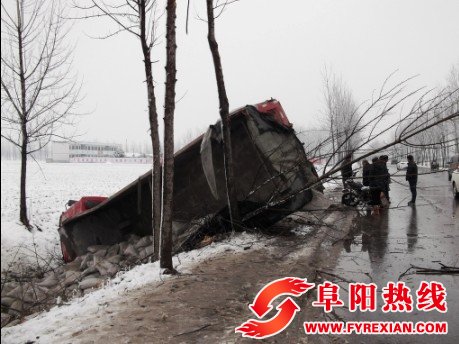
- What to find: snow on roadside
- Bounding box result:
[1,232,270,344]
[1,161,150,271]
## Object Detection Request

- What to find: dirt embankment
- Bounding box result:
[60,203,355,344]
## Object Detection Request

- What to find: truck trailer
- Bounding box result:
[58,99,321,262]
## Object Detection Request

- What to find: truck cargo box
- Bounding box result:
[58,99,320,261]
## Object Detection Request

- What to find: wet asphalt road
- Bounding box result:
[330,166,459,343]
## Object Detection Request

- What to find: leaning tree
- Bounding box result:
[203,0,241,231]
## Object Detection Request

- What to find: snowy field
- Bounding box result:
[1,160,151,271]
[1,232,268,343]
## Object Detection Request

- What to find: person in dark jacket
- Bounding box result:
[406,155,418,205]
[341,154,353,186]
[379,155,391,203]
[362,159,371,186]
[369,157,385,210]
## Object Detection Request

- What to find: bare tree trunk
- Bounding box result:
[206,0,240,229]
[17,0,30,229]
[139,0,161,260]
[19,136,30,228]
[442,134,448,166]
[149,85,161,262]
[160,0,177,271]
[330,120,335,165]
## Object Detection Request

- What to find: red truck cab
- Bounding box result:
[255,99,292,128]
[59,196,107,262]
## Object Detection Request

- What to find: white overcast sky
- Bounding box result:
[69,0,459,145]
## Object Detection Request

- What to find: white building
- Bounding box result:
[47,141,151,163]
[68,141,123,159]
[47,141,71,163]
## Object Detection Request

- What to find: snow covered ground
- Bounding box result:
[1,160,150,271]
[1,232,268,343]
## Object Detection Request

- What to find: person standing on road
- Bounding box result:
[362,159,371,186]
[369,157,385,213]
[341,153,353,186]
[379,155,391,203]
[406,155,418,205]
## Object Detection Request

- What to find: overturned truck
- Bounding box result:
[59,99,320,262]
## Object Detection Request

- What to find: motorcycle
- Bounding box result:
[341,179,371,208]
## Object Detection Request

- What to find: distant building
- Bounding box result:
[47,141,151,163]
[47,141,71,162]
